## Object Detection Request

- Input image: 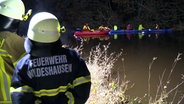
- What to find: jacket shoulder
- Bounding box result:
[16,54,30,69]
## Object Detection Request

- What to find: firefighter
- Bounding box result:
[0,0,29,103]
[10,12,91,104]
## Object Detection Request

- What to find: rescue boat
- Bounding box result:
[109,29,172,35]
[74,29,110,41]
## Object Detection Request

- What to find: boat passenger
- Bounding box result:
[126,24,132,40]
[126,24,132,30]
[138,24,144,39]
[99,25,110,31]
[114,25,118,30]
[138,24,144,30]
[155,24,160,29]
[98,25,104,30]
[83,23,91,30]
[104,26,110,30]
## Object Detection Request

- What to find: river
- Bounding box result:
[62,31,184,103]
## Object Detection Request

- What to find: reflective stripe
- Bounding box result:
[10,75,90,101]
[0,49,8,55]
[0,47,26,67]
[10,85,33,93]
[13,52,26,67]
[65,91,74,104]
[0,49,11,58]
[0,101,12,104]
[0,58,11,101]
[32,29,59,35]
[0,4,23,17]
[0,68,8,100]
[0,51,8,54]
[0,38,5,48]
[34,86,68,97]
[73,75,91,87]
[2,71,10,100]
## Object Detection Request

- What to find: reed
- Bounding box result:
[74,43,184,104]
[148,53,184,104]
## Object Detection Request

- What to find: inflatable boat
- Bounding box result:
[74,29,110,38]
[109,29,172,35]
[74,29,110,41]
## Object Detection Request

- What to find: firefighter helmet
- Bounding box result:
[27,12,61,43]
[0,0,25,20]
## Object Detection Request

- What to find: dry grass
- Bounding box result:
[85,43,136,104]
[147,53,184,104]
[74,43,184,104]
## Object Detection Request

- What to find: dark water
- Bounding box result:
[63,31,184,103]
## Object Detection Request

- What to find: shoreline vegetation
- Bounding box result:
[21,0,184,35]
[52,0,184,31]
[74,43,184,104]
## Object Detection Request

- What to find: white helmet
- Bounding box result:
[0,0,25,20]
[27,12,61,43]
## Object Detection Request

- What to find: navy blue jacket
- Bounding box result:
[11,39,91,104]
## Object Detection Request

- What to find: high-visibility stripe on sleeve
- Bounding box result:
[0,101,12,104]
[0,38,5,48]
[34,86,68,97]
[10,85,33,93]
[13,52,26,67]
[73,75,91,87]
[0,48,26,67]
[65,91,74,104]
[0,57,11,101]
[0,49,11,58]
[0,68,11,101]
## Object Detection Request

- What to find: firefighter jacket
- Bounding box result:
[0,31,25,104]
[10,39,91,104]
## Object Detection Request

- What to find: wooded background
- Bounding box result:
[23,0,184,30]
